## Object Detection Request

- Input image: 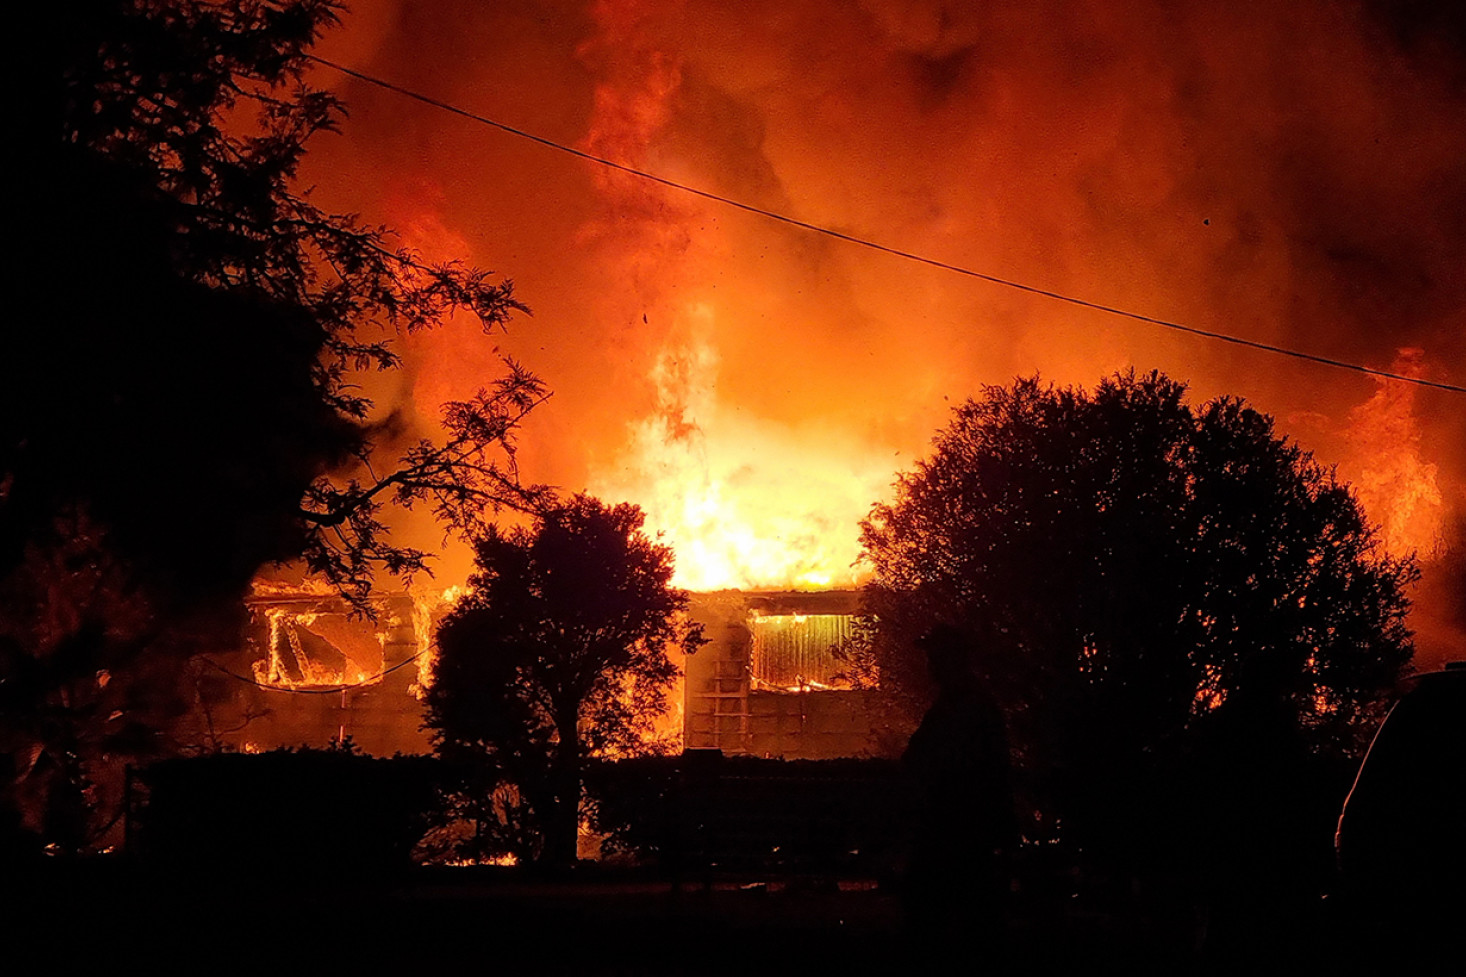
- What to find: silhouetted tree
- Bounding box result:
[426,495,703,867]
[857,371,1416,879]
[3,0,545,852]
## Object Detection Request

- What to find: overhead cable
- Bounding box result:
[197,650,427,695]
[306,54,1465,395]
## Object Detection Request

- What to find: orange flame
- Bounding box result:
[407,584,467,699]
[1344,350,1445,559]
[252,608,380,689]
[590,304,892,591]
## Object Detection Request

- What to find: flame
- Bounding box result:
[441,854,518,868]
[407,585,466,699]
[1343,350,1446,558]
[1191,663,1227,715]
[299,2,1466,677]
[249,605,382,690]
[572,5,893,591]
[241,582,474,695]
[590,304,892,591]
[626,635,688,755]
[249,577,339,599]
[569,3,899,592]
[240,578,683,756]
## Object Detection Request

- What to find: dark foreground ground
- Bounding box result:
[7,863,1451,976]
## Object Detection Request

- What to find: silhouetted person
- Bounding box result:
[902,624,1015,965]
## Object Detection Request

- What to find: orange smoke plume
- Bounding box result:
[298,1,1463,623]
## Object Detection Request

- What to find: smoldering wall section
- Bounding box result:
[302,1,1465,659]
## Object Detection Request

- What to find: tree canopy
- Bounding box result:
[40,0,546,605]
[4,0,544,851]
[426,495,703,867]
[858,371,1416,861]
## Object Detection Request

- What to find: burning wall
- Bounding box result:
[685,590,881,759]
[200,587,443,757]
[210,585,880,761]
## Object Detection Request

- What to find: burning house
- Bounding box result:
[181,0,1466,793]
[202,585,441,757]
[684,590,880,759]
[206,583,881,761]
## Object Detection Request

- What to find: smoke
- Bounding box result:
[297,0,1464,646]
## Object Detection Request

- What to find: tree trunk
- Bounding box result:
[544,713,581,869]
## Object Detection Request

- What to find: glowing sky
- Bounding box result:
[295,0,1463,665]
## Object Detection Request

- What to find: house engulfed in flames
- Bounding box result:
[204,583,881,760]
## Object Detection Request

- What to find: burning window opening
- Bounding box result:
[684,591,881,759]
[748,614,856,692]
[251,607,387,690]
[243,585,457,695]
[185,584,461,759]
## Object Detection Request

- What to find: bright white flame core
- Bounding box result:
[591,304,892,591]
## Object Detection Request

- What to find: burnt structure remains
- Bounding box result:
[684,590,880,758]
[199,588,438,756]
[205,587,881,760]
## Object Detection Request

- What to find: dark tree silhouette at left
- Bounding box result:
[4,0,545,853]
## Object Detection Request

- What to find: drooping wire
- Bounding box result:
[197,649,428,695]
[306,54,1465,395]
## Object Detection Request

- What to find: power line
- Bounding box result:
[307,54,1465,396]
[197,650,427,695]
